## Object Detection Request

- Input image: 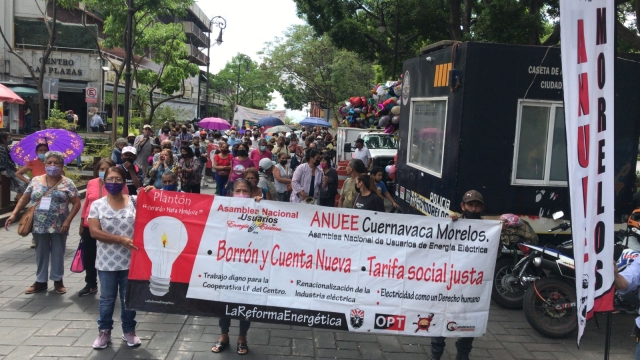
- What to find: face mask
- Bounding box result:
[237,150,248,157]
[98,171,105,181]
[463,210,482,220]
[123,157,135,163]
[314,159,321,167]
[37,154,45,161]
[144,133,149,138]
[231,135,236,139]
[280,160,288,166]
[5,139,12,145]
[45,165,62,177]
[234,193,250,198]
[320,163,327,169]
[163,130,169,134]
[104,182,125,195]
[162,184,178,191]
[221,149,229,154]
[182,129,187,133]
[260,146,266,152]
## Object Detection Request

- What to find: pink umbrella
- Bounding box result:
[198,117,230,130]
[0,84,25,104]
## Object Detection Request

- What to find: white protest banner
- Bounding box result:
[560,0,615,343]
[126,190,500,337]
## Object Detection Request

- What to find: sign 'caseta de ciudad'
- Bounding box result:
[125,191,500,337]
[560,0,615,344]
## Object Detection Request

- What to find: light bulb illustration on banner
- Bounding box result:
[143,216,188,296]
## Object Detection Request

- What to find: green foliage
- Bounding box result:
[263,25,373,117]
[208,54,278,116]
[45,102,71,130]
[14,19,98,49]
[62,167,83,184]
[153,106,179,125]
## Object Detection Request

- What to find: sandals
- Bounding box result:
[237,342,249,355]
[211,340,249,355]
[211,341,229,353]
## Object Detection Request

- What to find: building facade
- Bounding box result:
[0,0,225,133]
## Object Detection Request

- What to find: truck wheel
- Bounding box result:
[491,256,525,309]
[523,277,578,338]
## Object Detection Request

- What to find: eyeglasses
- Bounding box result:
[105,177,124,183]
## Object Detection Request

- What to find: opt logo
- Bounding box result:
[374,314,406,331]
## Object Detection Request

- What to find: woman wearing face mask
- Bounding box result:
[257,158,277,201]
[290,149,324,204]
[243,168,263,198]
[15,144,62,248]
[352,174,385,212]
[178,147,201,193]
[5,151,81,295]
[273,153,292,202]
[88,166,141,349]
[15,144,54,185]
[0,131,27,202]
[159,127,171,142]
[213,143,232,196]
[148,149,175,189]
[78,158,128,297]
[212,178,259,355]
[318,156,338,207]
[228,143,254,193]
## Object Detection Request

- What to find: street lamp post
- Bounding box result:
[204,16,226,118]
[377,0,400,78]
[122,0,134,137]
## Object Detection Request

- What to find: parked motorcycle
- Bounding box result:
[491,218,539,309]
[516,211,640,338]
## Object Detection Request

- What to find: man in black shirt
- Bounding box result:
[430,190,484,360]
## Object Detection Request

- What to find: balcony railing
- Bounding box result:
[182,21,209,48]
[188,44,208,66]
[188,3,211,32]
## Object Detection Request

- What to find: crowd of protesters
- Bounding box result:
[0,121,392,354]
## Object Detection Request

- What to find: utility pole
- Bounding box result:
[122,0,134,137]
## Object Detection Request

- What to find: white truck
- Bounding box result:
[336,127,398,170]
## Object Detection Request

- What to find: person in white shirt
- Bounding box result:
[352,138,372,168]
[90,113,104,133]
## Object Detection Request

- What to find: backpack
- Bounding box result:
[500,219,539,246]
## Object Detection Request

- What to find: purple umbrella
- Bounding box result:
[199,117,231,130]
[10,129,84,166]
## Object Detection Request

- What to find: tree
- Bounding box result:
[293,0,640,77]
[208,53,277,119]
[0,0,77,129]
[262,25,373,121]
[82,0,193,139]
[132,22,199,124]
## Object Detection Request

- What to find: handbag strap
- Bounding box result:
[33,177,64,207]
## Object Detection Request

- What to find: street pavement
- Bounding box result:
[0,180,636,360]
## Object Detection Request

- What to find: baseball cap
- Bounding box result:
[128,132,135,137]
[143,124,152,129]
[259,158,274,171]
[462,190,484,204]
[122,146,137,155]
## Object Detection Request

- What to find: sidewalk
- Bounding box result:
[0,182,636,359]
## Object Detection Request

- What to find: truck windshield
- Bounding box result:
[362,135,398,149]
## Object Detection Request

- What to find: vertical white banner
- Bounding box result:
[560,0,615,344]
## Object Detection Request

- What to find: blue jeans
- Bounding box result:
[98,270,136,333]
[636,341,640,360]
[215,173,229,196]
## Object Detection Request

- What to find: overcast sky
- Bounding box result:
[195,0,307,119]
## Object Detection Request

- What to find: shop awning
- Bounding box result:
[6,86,38,98]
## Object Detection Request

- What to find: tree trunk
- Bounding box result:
[528,0,542,45]
[449,0,463,40]
[462,0,472,34]
[112,70,122,135]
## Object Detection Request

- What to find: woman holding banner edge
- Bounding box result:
[212,178,260,355]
